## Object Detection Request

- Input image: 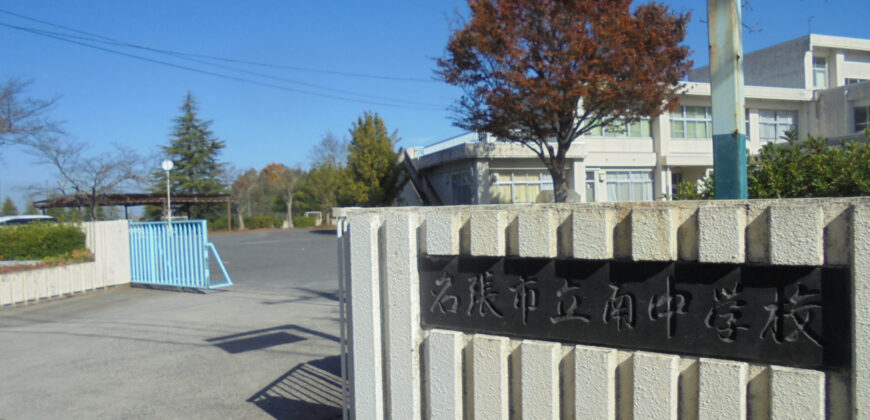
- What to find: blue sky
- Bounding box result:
[1,0,868,209]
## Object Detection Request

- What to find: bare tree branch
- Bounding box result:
[19,135,146,219]
[0,79,62,150]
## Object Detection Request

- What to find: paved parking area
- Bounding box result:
[0,228,342,419]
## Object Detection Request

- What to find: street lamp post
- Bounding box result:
[162,160,174,221]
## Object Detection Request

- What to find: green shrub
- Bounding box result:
[293,216,316,228]
[209,218,239,232]
[672,178,714,200]
[749,136,870,198]
[0,223,87,260]
[244,215,283,229]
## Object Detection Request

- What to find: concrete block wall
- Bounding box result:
[0,220,131,307]
[339,197,870,419]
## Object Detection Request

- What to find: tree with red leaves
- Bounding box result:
[438,0,692,202]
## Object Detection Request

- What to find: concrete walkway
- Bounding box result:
[0,229,342,419]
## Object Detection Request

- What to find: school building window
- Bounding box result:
[813,57,827,88]
[606,171,653,202]
[758,110,797,144]
[584,118,652,137]
[670,106,712,139]
[449,172,473,204]
[489,171,553,204]
[856,106,870,132]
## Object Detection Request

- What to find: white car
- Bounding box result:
[0,215,57,225]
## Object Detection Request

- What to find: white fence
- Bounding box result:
[0,220,131,307]
[339,198,870,419]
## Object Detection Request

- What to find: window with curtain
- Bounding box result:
[856,106,870,132]
[670,106,712,139]
[745,109,751,142]
[585,171,596,203]
[449,172,473,204]
[758,110,797,144]
[606,171,653,202]
[489,171,553,204]
[813,57,827,89]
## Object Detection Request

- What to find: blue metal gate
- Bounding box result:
[129,220,232,289]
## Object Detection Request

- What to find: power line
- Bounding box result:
[7,23,443,108]
[0,8,438,83]
[0,21,447,111]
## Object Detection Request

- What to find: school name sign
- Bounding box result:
[420,256,849,370]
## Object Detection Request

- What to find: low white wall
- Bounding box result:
[339,197,870,419]
[0,220,131,307]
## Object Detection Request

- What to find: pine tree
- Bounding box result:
[148,93,226,220]
[1,197,18,215]
[341,112,401,206]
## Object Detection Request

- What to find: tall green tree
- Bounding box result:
[260,162,305,228]
[1,197,18,215]
[296,163,342,216]
[230,168,259,230]
[341,112,401,206]
[295,133,347,217]
[148,93,226,220]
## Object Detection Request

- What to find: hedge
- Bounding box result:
[293,216,316,228]
[0,223,87,260]
[209,218,238,232]
[245,216,283,229]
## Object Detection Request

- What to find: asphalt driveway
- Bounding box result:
[0,228,342,419]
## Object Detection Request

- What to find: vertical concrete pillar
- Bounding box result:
[571,208,615,260]
[518,210,557,258]
[520,340,561,420]
[470,211,507,256]
[348,213,384,420]
[424,212,462,256]
[770,366,825,420]
[426,330,464,419]
[633,352,679,420]
[631,208,678,261]
[853,204,870,417]
[834,51,845,88]
[698,359,747,420]
[471,335,510,420]
[768,205,824,266]
[803,50,815,90]
[698,206,746,263]
[574,345,618,420]
[384,212,422,419]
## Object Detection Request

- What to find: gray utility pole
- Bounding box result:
[707,0,748,199]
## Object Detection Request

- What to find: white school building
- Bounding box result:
[402,34,870,206]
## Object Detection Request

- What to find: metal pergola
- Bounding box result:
[33,193,233,228]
